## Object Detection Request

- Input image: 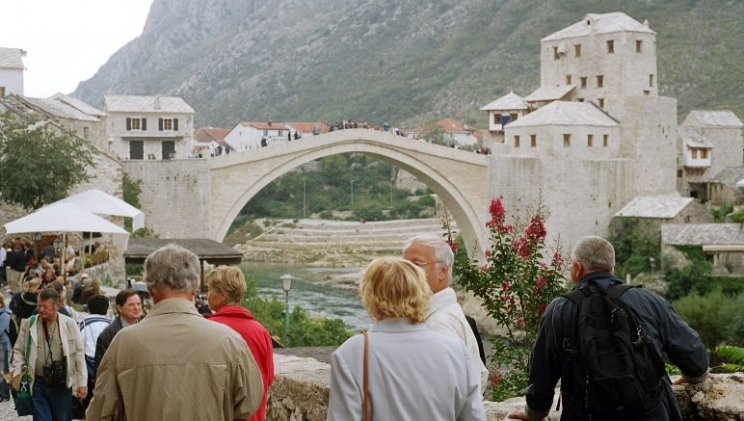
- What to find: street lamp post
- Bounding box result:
[280,273,293,342]
[303,177,307,219]
[350,180,355,208]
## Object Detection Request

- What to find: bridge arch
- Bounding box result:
[209,129,490,256]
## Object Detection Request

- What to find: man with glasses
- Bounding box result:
[11,288,87,421]
[404,234,489,391]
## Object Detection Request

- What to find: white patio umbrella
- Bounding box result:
[4,203,130,281]
[4,202,129,235]
[55,189,145,230]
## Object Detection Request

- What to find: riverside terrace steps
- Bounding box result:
[234,218,458,263]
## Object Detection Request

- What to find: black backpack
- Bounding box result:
[561,280,667,420]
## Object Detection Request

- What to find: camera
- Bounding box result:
[42,358,67,385]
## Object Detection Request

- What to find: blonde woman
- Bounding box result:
[327,257,486,421]
[204,266,274,421]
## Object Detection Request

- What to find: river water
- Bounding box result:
[241,262,371,331]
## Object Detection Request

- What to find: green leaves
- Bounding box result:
[0,114,93,210]
[444,199,567,401]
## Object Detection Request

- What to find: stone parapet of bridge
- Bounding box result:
[267,352,744,420]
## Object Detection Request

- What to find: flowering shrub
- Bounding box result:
[444,198,567,401]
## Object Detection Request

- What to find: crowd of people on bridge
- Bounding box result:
[0,230,708,420]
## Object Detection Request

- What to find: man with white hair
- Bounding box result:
[403,234,489,391]
[87,244,263,420]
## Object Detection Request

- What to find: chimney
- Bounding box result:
[154,95,161,110]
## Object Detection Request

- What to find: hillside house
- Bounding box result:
[193,127,231,157]
[224,121,292,151]
[662,223,744,275]
[434,118,480,148]
[103,95,195,161]
[285,122,321,138]
[678,111,744,202]
[480,92,528,145]
[0,93,108,152]
[0,47,25,97]
[615,195,712,226]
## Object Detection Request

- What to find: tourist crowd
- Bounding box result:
[0,232,708,421]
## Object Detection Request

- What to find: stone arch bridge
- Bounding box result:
[208,129,491,253]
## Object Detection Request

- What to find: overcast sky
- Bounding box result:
[1,0,154,98]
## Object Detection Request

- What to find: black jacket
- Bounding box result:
[525,272,709,421]
[94,317,125,371]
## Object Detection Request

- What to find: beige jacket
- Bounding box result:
[86,298,263,421]
[10,313,87,391]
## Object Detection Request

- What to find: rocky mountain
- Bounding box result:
[73,0,744,128]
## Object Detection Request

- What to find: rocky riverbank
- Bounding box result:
[231,217,504,335]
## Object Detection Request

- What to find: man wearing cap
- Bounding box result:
[87,244,263,420]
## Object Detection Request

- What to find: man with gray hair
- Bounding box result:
[87,244,263,420]
[509,235,709,421]
[403,234,489,391]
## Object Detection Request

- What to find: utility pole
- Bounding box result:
[303,177,307,219]
[350,180,355,208]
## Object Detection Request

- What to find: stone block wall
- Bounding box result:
[122,159,211,239]
[268,353,744,420]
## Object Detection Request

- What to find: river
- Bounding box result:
[241,262,371,331]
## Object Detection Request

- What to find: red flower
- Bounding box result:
[485,249,492,258]
[489,198,505,220]
[525,215,547,241]
[516,317,525,328]
[501,281,510,291]
[491,374,502,385]
[446,238,459,253]
[535,277,546,288]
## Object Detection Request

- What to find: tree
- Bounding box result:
[444,199,567,401]
[0,114,93,210]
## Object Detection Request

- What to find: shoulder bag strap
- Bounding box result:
[362,328,369,421]
[24,315,36,365]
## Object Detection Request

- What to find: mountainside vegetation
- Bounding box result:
[73,0,743,128]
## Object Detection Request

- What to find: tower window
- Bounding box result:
[530,134,537,147]
[603,134,609,147]
[580,77,587,88]
[563,134,571,147]
[636,40,643,53]
[553,46,560,60]
[598,98,605,108]
[606,40,614,54]
[649,74,654,87]
[575,44,582,57]
[514,135,520,148]
[596,75,604,88]
[566,74,572,84]
[587,134,594,147]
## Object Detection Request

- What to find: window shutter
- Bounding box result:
[142,118,147,131]
[126,118,131,131]
[159,118,163,131]
[174,118,179,131]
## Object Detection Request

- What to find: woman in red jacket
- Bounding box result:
[204,266,274,421]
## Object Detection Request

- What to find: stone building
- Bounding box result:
[678,110,744,203]
[103,95,195,161]
[662,223,744,275]
[0,47,24,97]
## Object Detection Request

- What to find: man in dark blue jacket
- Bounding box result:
[509,235,709,421]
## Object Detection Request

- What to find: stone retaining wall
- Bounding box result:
[267,353,744,420]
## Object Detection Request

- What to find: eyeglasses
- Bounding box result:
[412,261,439,268]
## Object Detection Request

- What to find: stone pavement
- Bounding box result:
[0,398,31,421]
